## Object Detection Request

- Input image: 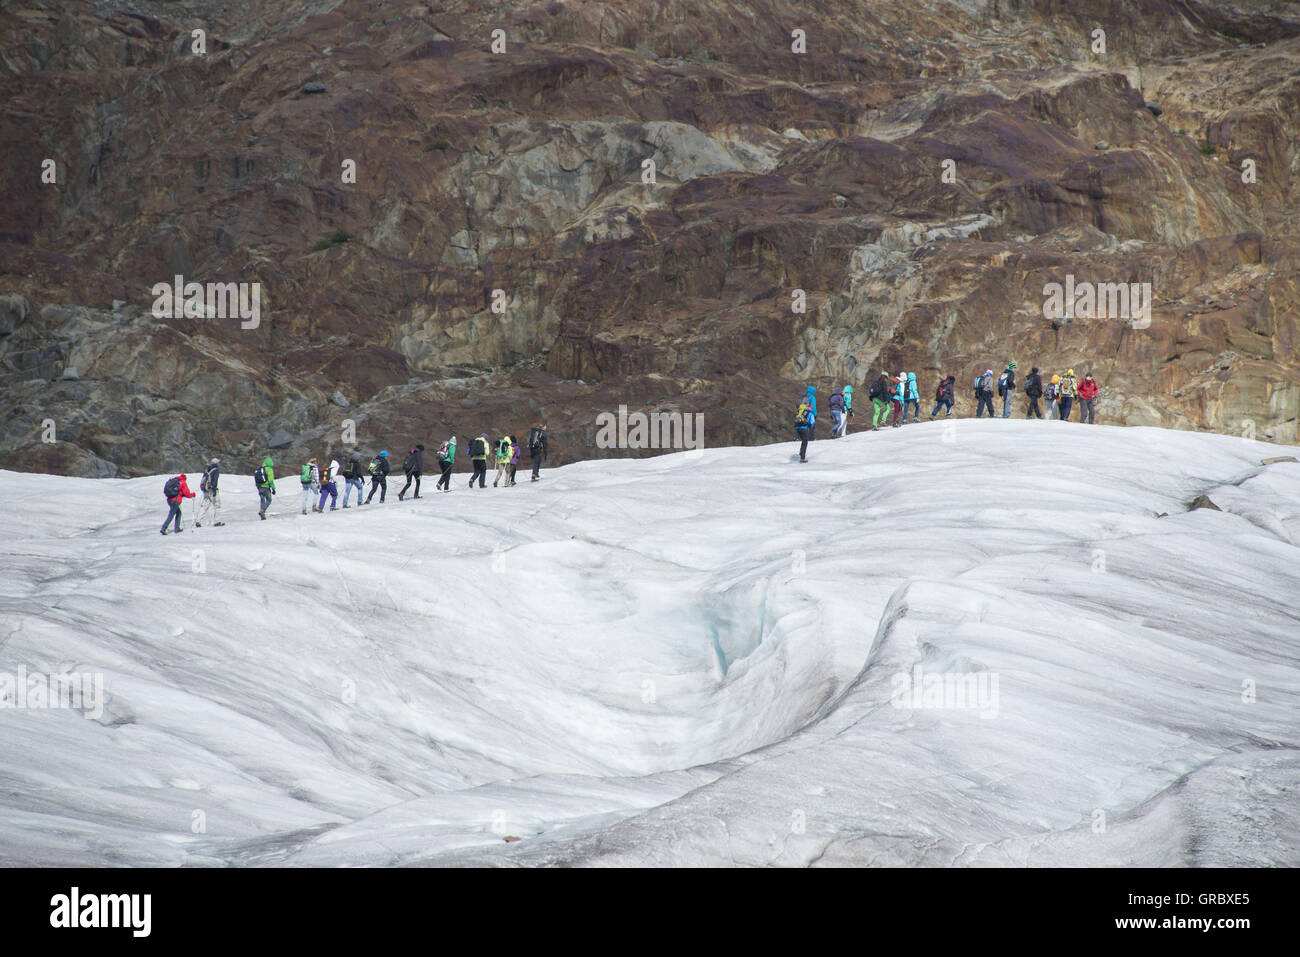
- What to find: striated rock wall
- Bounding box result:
[1,0,1298,476]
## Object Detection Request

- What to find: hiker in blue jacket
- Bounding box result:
[793,385,817,444]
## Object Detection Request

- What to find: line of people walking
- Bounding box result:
[792,366,1102,461]
[964,365,1100,422]
[161,424,549,533]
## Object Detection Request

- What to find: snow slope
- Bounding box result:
[1,420,1298,866]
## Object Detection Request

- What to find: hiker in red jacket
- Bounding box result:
[1077,373,1100,424]
[160,473,195,535]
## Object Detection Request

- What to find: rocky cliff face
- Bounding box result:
[2,0,1298,477]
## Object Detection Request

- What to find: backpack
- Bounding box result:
[1045,382,1057,401]
[368,458,380,475]
[497,438,510,458]
[403,451,416,472]
[164,476,180,499]
[437,441,450,461]
[795,404,814,427]
[253,465,267,486]
[199,469,211,493]
[906,375,918,400]
[528,427,543,454]
[472,437,487,458]
[301,464,313,484]
[868,380,885,401]
[997,372,1008,396]
[935,383,944,402]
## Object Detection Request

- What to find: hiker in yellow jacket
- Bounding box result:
[1058,369,1078,421]
[493,435,512,487]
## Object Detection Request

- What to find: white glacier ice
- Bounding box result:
[1,419,1297,866]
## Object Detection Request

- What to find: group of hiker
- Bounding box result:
[793,366,1101,461]
[960,364,1100,422]
[161,424,549,534]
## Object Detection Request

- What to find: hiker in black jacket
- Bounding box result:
[341,451,365,507]
[976,369,997,418]
[1024,367,1044,419]
[999,362,1017,418]
[929,375,955,419]
[528,423,548,481]
[364,450,390,503]
[398,444,424,500]
[467,434,489,488]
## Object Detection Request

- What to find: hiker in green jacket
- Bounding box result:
[256,456,276,520]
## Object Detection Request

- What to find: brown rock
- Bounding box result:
[1,0,1298,475]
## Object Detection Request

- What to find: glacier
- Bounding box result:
[1,419,1297,866]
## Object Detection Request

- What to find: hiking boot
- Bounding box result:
[412,494,420,499]
[195,522,202,528]
[342,504,350,508]
[214,522,225,527]
[259,511,266,520]
[160,529,168,535]
[330,506,338,511]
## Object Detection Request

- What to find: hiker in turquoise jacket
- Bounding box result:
[436,435,456,492]
[904,372,920,423]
